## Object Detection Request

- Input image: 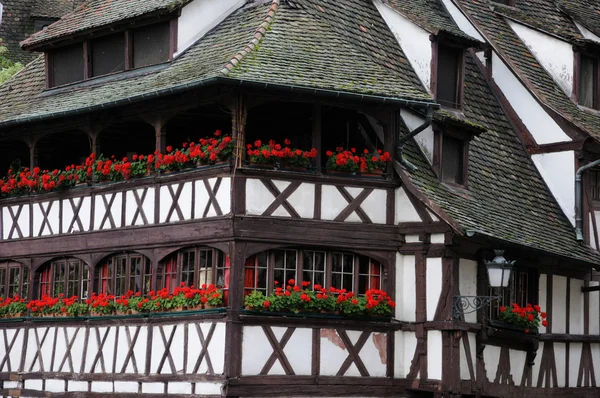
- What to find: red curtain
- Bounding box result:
[369,260,381,291]
[101,263,109,294]
[39,266,51,297]
[164,255,177,292]
[244,255,257,295]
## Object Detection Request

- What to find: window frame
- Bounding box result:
[431,39,466,110]
[37,258,90,299]
[158,247,228,293]
[0,261,29,299]
[432,126,470,188]
[244,248,386,296]
[46,18,177,88]
[573,50,600,111]
[97,252,152,296]
[488,266,538,320]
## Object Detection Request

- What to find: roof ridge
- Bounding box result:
[220,0,280,76]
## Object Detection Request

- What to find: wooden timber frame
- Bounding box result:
[0,87,600,397]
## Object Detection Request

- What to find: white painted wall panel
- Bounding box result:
[459,259,478,324]
[531,342,543,384]
[590,281,600,335]
[483,345,501,382]
[206,322,226,374]
[569,343,583,387]
[282,327,312,375]
[459,332,476,380]
[33,201,59,236]
[94,193,123,230]
[509,349,526,386]
[492,52,570,145]
[285,183,315,219]
[394,331,405,378]
[570,278,584,334]
[396,253,416,322]
[538,274,547,333]
[242,326,271,375]
[176,0,245,57]
[125,188,155,226]
[532,151,575,225]
[427,331,443,380]
[403,331,418,378]
[360,333,387,377]
[374,0,432,91]
[361,189,387,224]
[61,197,91,233]
[426,257,442,321]
[508,20,573,96]
[245,179,274,216]
[555,342,567,387]
[321,185,346,221]
[552,276,568,334]
[319,329,349,376]
[400,109,434,164]
[2,204,30,239]
[395,187,422,223]
[430,233,445,244]
[592,343,600,385]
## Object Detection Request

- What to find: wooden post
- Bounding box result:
[224,241,246,383]
[230,92,248,168]
[28,139,39,169]
[312,103,322,170]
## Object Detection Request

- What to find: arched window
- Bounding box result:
[0,261,29,298]
[244,249,382,295]
[38,258,89,299]
[97,253,152,296]
[159,248,228,293]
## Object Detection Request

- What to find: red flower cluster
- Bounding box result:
[325,147,391,173]
[0,295,27,317]
[247,139,317,168]
[498,303,547,332]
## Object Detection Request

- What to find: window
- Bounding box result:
[34,19,57,32]
[51,44,84,87]
[159,248,229,295]
[133,21,171,68]
[97,253,152,296]
[436,44,464,108]
[244,249,383,295]
[434,129,469,186]
[38,258,89,299]
[91,33,125,77]
[47,20,174,87]
[0,261,29,298]
[489,266,538,319]
[578,54,598,109]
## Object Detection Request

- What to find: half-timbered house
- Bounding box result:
[0,0,600,396]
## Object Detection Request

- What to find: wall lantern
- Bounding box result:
[452,250,514,320]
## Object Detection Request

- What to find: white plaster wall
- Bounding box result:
[125,188,156,226]
[439,0,485,41]
[509,349,526,386]
[361,189,387,224]
[61,196,91,233]
[575,21,600,43]
[159,182,193,223]
[531,341,543,383]
[321,185,347,221]
[33,201,60,236]
[459,332,476,380]
[569,343,583,387]
[592,343,600,385]
[426,257,442,321]
[532,151,575,224]
[2,204,30,239]
[459,258,478,324]
[394,330,405,378]
[555,342,567,387]
[430,233,445,244]
[400,109,434,164]
[553,275,568,334]
[176,0,246,57]
[285,183,315,219]
[395,186,422,223]
[538,274,548,333]
[590,281,600,335]
[483,345,501,381]
[403,331,418,378]
[427,330,443,380]
[492,52,571,145]
[508,20,574,97]
[94,192,123,230]
[405,234,421,243]
[570,278,584,334]
[374,0,432,91]
[396,253,416,322]
[282,327,312,375]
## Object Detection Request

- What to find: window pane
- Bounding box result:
[273,250,297,287]
[54,261,66,296]
[8,267,20,297]
[115,257,127,296]
[331,253,353,291]
[133,22,171,68]
[244,253,268,294]
[181,251,195,288]
[441,135,464,184]
[82,264,89,299]
[92,33,125,77]
[198,249,213,287]
[52,44,84,86]
[101,260,113,295]
[67,261,80,297]
[22,266,29,298]
[437,45,461,108]
[129,256,142,293]
[358,256,382,295]
[0,269,5,297]
[302,251,326,288]
[579,55,595,108]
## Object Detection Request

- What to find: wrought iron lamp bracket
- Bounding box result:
[451,295,502,320]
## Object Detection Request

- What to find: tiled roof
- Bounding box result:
[31,0,80,18]
[404,52,600,265]
[384,0,480,43]
[21,0,191,49]
[557,0,600,38]
[457,0,600,139]
[0,0,36,65]
[0,1,431,126]
[226,0,431,100]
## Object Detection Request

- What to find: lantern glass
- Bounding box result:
[487,265,504,288]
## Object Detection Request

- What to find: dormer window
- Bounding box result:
[432,122,479,188]
[435,43,465,109]
[578,54,598,109]
[46,20,174,88]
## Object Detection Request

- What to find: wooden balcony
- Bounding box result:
[0,165,400,258]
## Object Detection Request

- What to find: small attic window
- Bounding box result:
[46,19,175,88]
[578,54,598,110]
[34,19,57,32]
[433,126,470,187]
[435,44,465,109]
[50,44,84,87]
